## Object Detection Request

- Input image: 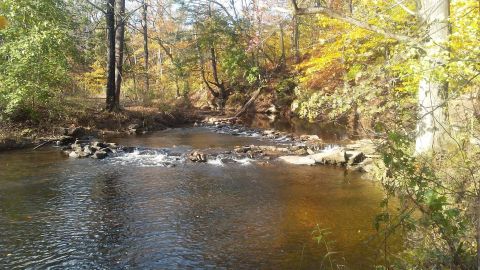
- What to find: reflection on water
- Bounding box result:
[242,114,351,143]
[0,128,394,269]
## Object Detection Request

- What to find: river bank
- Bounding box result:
[0,106,202,152]
[1,109,383,176]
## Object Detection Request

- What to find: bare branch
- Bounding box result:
[392,0,416,16]
[209,0,236,22]
[85,0,106,14]
[290,0,414,44]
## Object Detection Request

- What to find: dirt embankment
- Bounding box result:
[0,105,202,152]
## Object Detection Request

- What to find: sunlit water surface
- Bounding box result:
[0,127,395,269]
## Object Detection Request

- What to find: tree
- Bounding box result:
[279,22,286,68]
[141,0,150,96]
[114,0,125,108]
[290,0,451,154]
[0,0,75,119]
[414,0,450,154]
[85,0,119,111]
[292,15,300,63]
[105,0,116,111]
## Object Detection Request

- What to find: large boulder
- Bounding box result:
[92,141,108,149]
[189,151,207,162]
[92,150,108,160]
[308,148,347,166]
[348,158,376,173]
[69,151,79,158]
[56,136,75,146]
[68,149,89,159]
[345,150,366,165]
[71,143,83,152]
[83,145,95,156]
[67,126,86,138]
[279,155,316,165]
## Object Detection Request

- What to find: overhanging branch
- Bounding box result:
[85,0,106,14]
[290,0,414,44]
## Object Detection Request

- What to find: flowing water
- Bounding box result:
[0,126,395,269]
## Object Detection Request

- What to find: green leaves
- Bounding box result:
[378,128,478,268]
[0,0,74,119]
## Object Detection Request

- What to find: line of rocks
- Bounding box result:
[51,126,137,160]
[278,139,379,172]
[186,141,379,173]
[197,117,326,149]
[197,116,382,173]
[60,140,121,160]
[51,119,382,174]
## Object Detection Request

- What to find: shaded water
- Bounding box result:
[241,114,352,144]
[0,127,393,269]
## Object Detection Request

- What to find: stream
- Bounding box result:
[0,121,397,269]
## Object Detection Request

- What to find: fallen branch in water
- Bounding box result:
[33,139,55,150]
[234,86,265,118]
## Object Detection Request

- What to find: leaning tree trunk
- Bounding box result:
[105,0,116,111]
[415,0,450,154]
[114,0,125,109]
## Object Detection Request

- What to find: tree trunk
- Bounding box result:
[415,0,450,154]
[158,49,163,81]
[142,1,150,98]
[114,0,125,109]
[279,23,286,69]
[210,46,227,111]
[476,194,480,270]
[106,0,116,111]
[292,15,300,63]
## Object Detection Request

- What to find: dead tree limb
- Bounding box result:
[235,86,265,118]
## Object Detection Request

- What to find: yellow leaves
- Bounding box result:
[82,61,106,94]
[0,16,8,30]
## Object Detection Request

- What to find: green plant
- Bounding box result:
[0,0,75,120]
[312,225,346,269]
[376,132,479,269]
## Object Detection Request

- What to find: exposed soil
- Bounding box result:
[0,104,203,152]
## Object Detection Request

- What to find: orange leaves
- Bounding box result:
[305,60,344,92]
[0,16,8,29]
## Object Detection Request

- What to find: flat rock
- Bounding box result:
[309,149,347,166]
[300,135,321,141]
[279,156,316,165]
